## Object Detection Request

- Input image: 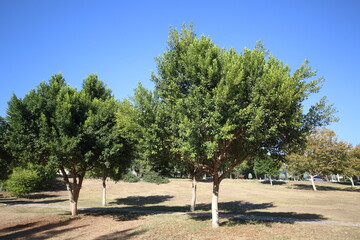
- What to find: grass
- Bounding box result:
[1,178,360,239]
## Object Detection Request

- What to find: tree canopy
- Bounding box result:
[5,74,135,215]
[151,24,336,227]
[287,128,349,190]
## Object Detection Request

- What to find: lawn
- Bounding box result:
[1,178,359,239]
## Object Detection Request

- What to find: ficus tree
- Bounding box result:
[0,116,13,181]
[6,74,134,215]
[253,155,282,186]
[287,128,349,191]
[82,76,136,206]
[151,24,335,227]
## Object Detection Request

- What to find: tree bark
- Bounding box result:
[310,175,317,191]
[212,176,220,228]
[102,175,107,206]
[190,175,197,212]
[349,176,355,188]
[269,176,273,186]
[59,166,84,216]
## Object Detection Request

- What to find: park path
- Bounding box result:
[3,202,360,227]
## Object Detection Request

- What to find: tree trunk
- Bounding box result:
[349,176,355,188]
[337,174,340,182]
[212,177,220,228]
[269,176,273,186]
[190,175,197,212]
[310,175,317,191]
[102,175,107,206]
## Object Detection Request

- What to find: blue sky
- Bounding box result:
[0,0,359,145]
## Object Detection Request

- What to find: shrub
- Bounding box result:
[143,171,170,184]
[5,168,40,197]
[4,163,57,197]
[122,172,140,183]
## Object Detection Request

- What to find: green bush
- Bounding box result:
[5,168,40,197]
[5,163,57,197]
[122,172,140,183]
[143,171,170,184]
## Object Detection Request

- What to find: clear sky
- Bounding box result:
[0,0,359,145]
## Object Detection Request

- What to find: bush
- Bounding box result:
[4,163,57,197]
[122,172,140,183]
[143,171,170,184]
[5,168,41,197]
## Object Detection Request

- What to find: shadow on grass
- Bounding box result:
[291,184,360,192]
[0,194,67,205]
[93,228,147,240]
[191,210,326,227]
[259,181,287,186]
[83,196,326,226]
[111,195,174,206]
[0,215,86,240]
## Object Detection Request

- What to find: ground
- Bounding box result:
[1,178,360,239]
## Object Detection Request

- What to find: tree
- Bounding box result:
[287,128,349,191]
[6,74,134,215]
[151,24,335,227]
[81,77,135,206]
[343,145,360,187]
[254,155,282,186]
[0,116,12,181]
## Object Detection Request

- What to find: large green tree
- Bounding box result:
[287,128,349,191]
[6,74,134,215]
[152,25,335,227]
[0,116,12,181]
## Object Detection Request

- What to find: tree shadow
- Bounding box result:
[82,198,325,227]
[190,210,326,226]
[93,228,146,240]
[110,195,174,206]
[0,216,86,239]
[291,184,360,192]
[260,180,287,186]
[0,194,67,205]
[82,209,146,222]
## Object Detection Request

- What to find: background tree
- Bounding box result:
[81,76,135,206]
[343,145,360,187]
[6,74,134,215]
[151,24,335,227]
[287,128,349,191]
[0,116,12,181]
[254,155,282,186]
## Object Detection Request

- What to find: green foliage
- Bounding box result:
[254,156,282,178]
[0,117,12,181]
[5,73,136,214]
[143,171,170,184]
[121,172,140,183]
[4,164,56,197]
[151,24,336,183]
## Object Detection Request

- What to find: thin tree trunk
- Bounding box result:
[190,175,197,212]
[310,175,317,191]
[212,175,220,228]
[337,174,340,182]
[349,176,355,188]
[59,167,77,215]
[269,176,273,186]
[102,175,107,206]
